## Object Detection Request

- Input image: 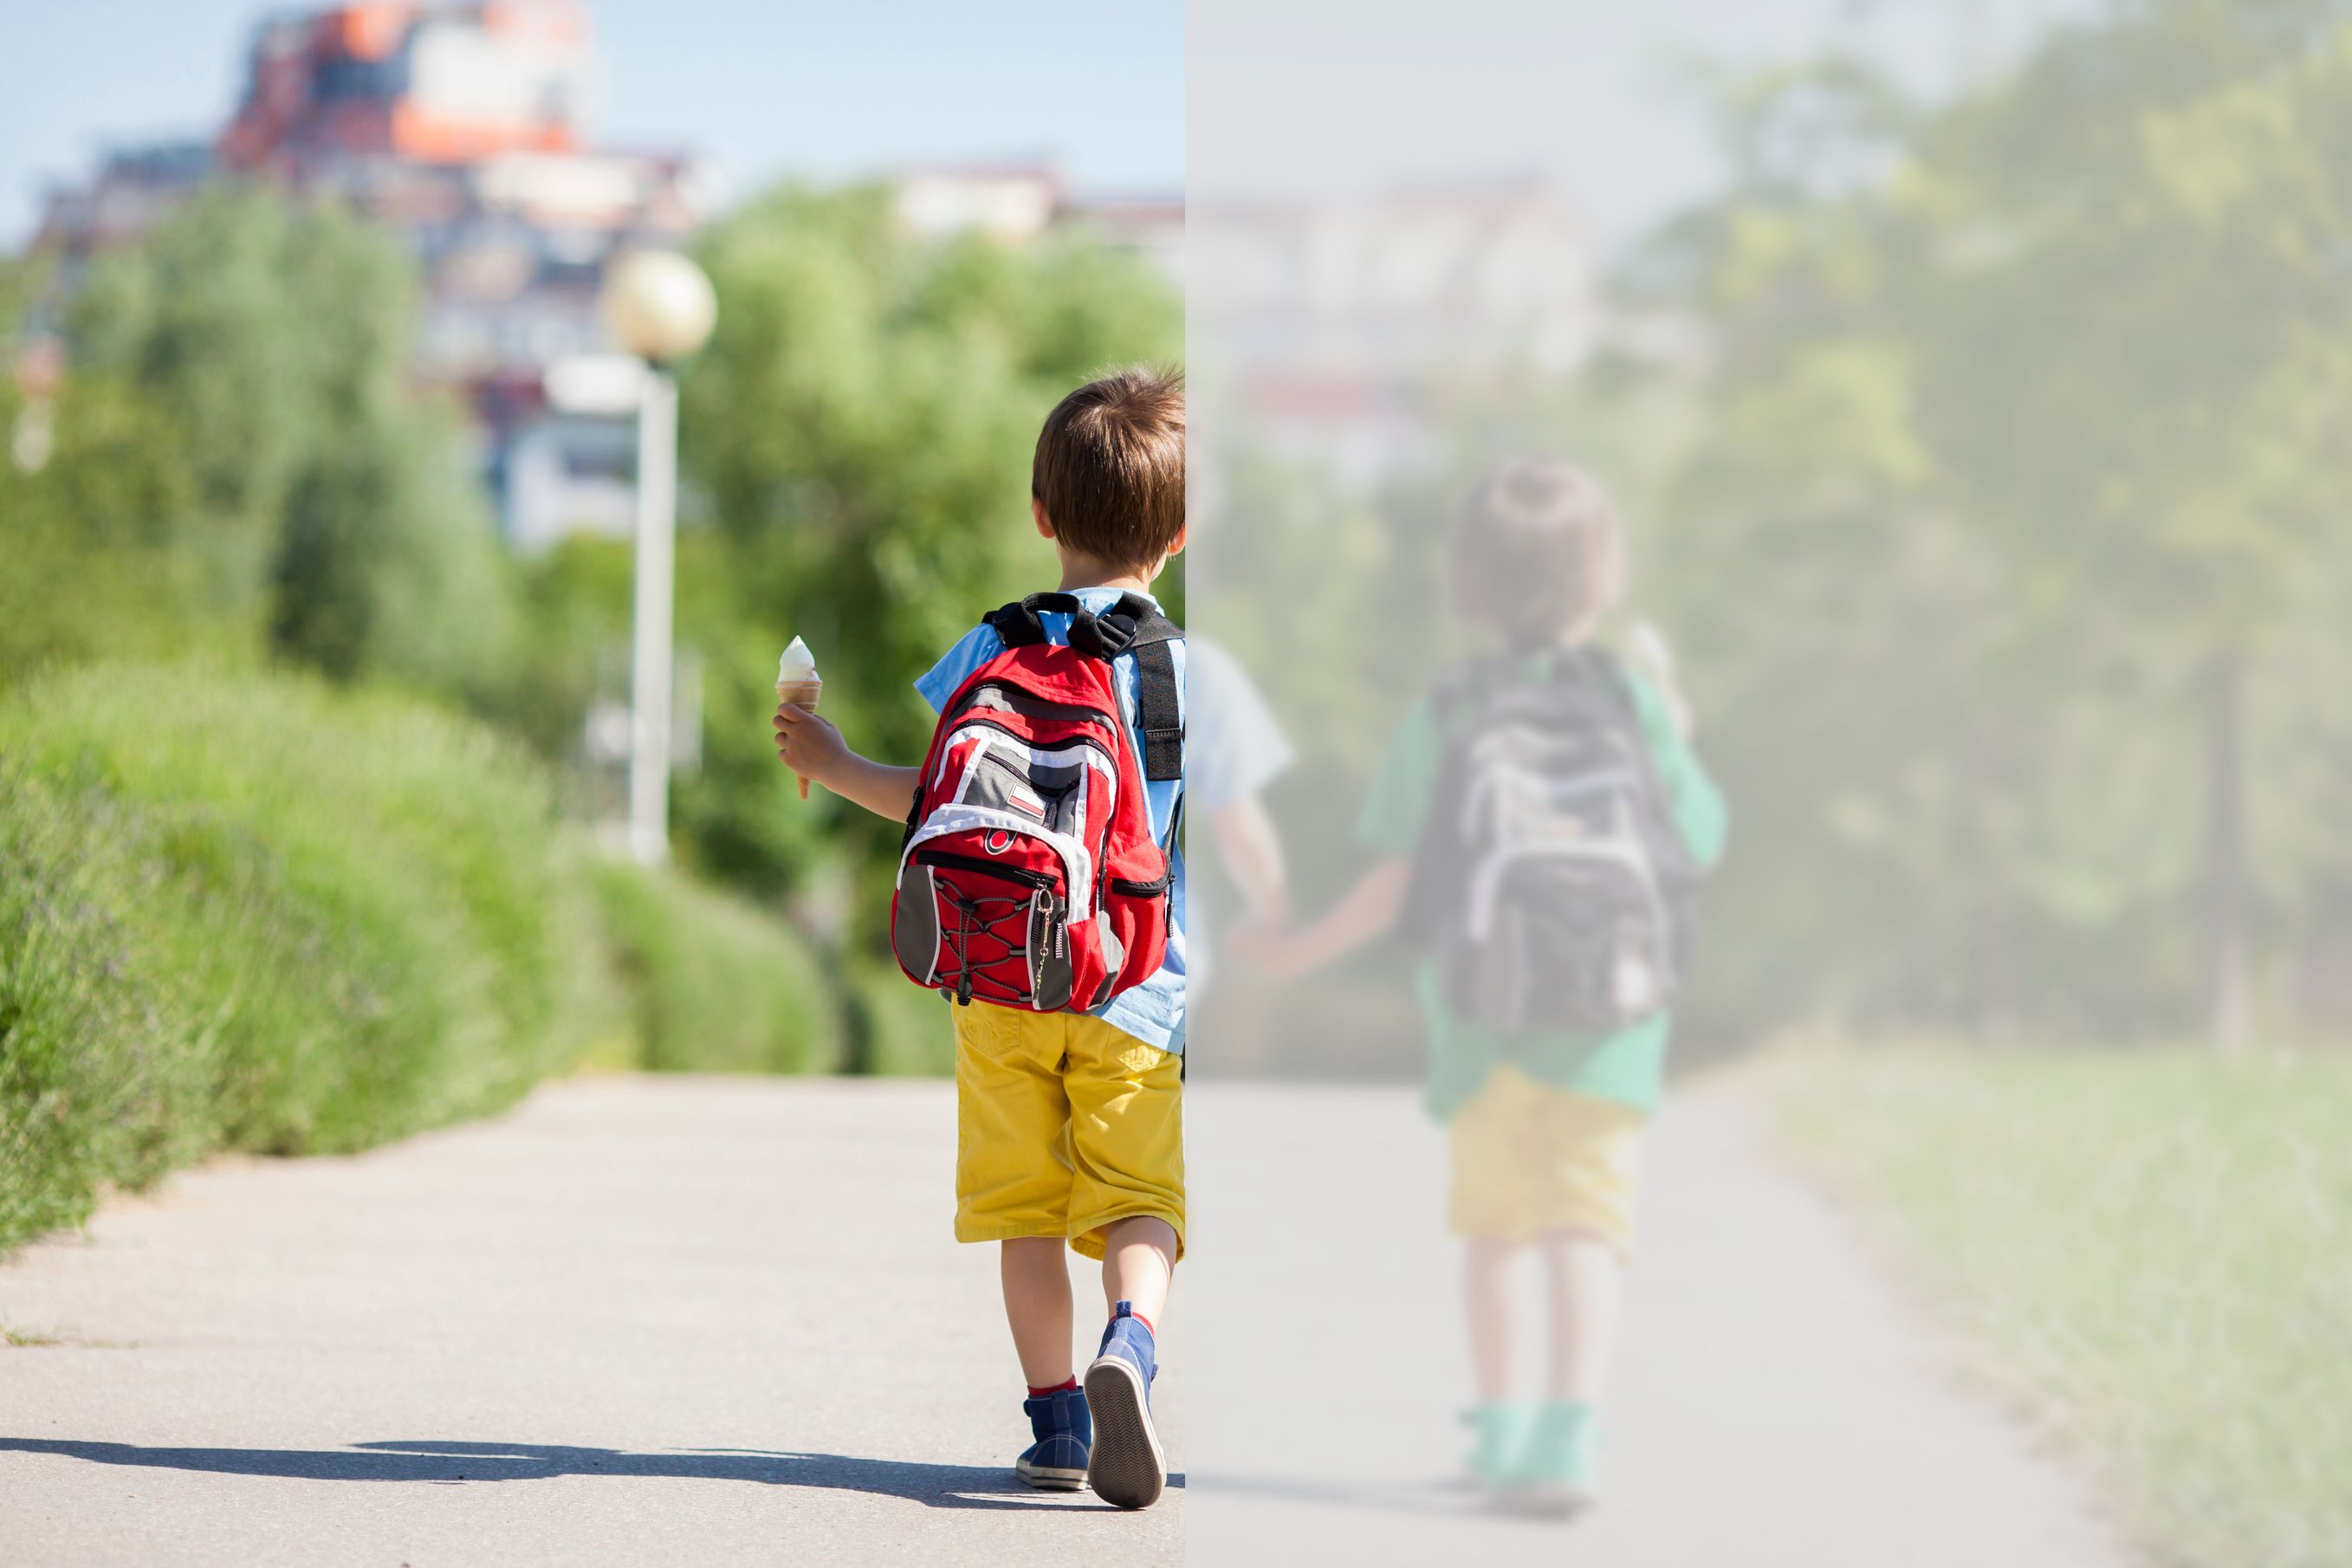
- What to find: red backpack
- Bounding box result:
[891,592,1182,1012]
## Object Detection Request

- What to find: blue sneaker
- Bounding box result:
[1084,1300,1166,1509]
[1015,1385,1092,1491]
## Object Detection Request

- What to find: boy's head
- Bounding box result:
[1449,457,1625,648]
[1032,366,1186,578]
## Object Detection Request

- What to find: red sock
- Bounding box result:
[1027,1377,1079,1398]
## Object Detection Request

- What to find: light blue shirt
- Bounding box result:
[916,587,1188,1053]
[1179,638,1292,996]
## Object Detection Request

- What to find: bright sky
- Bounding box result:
[0,0,2071,257]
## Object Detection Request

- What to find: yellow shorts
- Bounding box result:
[1450,1064,1645,1254]
[952,1002,1185,1260]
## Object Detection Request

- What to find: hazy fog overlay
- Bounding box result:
[1184,2,2352,1565]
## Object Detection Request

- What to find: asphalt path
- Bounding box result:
[1,1074,2129,1566]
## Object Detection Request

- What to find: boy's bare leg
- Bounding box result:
[1084,1214,1176,1509]
[1099,1215,1178,1322]
[1001,1238,1076,1387]
[1539,1228,1623,1400]
[1464,1237,1519,1402]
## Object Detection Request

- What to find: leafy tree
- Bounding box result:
[271,403,517,697]
[1606,0,2352,1047]
[16,185,517,697]
[1902,0,2352,1048]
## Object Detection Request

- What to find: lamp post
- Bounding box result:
[599,249,717,866]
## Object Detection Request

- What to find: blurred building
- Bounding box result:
[35,1,708,550]
[1191,185,1598,485]
[892,165,1063,244]
[892,163,1184,284]
[33,6,1180,541]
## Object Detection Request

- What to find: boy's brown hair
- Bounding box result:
[1032,366,1186,572]
[1449,457,1625,648]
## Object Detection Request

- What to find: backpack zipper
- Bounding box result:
[915,849,1058,889]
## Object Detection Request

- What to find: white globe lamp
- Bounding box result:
[600,249,716,362]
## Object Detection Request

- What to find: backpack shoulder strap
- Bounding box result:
[1431,652,1516,735]
[1098,593,1183,783]
[982,592,1074,648]
[1127,641,1182,782]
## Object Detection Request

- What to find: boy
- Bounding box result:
[1251,458,1727,1513]
[773,366,1190,1510]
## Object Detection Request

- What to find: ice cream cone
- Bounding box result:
[776,638,824,799]
[776,677,822,798]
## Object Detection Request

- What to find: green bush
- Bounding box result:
[590,859,842,1074]
[0,769,221,1245]
[847,961,959,1077]
[0,664,610,1252]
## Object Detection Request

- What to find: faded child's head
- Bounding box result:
[1031,366,1187,579]
[1448,457,1625,649]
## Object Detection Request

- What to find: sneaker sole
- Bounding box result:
[1015,1459,1088,1491]
[1083,1353,1165,1509]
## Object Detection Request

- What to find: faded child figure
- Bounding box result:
[1253,458,1727,1514]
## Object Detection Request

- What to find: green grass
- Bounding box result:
[589,859,843,1074]
[1766,1045,2352,1568]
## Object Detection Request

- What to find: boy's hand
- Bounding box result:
[773,703,848,795]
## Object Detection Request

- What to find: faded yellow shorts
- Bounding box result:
[952,1001,1185,1260]
[1450,1064,1646,1254]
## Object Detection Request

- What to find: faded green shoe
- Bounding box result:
[1496,1399,1599,1516]
[1461,1401,1529,1487]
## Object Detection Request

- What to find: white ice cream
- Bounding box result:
[776,637,820,684]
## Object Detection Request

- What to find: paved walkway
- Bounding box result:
[0,1076,2130,1566]
[0,1079,1179,1567]
[1183,1080,2133,1565]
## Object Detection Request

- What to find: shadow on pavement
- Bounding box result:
[0,1437,1184,1511]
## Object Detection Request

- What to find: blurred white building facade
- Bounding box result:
[1190,185,1598,486]
[892,164,1184,286]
